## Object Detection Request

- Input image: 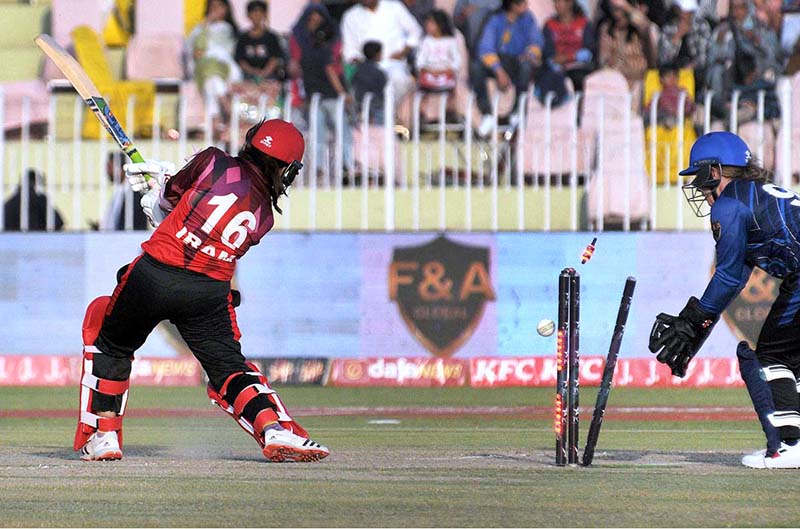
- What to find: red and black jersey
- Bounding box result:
[141,147,275,281]
[544,15,590,62]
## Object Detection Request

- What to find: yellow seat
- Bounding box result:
[71,25,156,139]
[185,0,207,36]
[643,68,697,185]
[102,0,134,47]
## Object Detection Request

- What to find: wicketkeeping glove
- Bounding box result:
[124,159,176,193]
[648,297,718,378]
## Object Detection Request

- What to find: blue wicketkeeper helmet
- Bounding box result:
[678,131,752,176]
[679,132,752,217]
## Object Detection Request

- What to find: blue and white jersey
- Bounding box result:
[699,179,800,314]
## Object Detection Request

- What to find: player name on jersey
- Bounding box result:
[175,226,236,263]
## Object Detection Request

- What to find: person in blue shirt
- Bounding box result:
[649,131,799,468]
[470,0,543,136]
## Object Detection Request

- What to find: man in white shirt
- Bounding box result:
[341,0,423,104]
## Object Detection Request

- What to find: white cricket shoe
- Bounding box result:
[79,431,123,461]
[262,427,329,463]
[742,442,800,469]
[477,114,494,138]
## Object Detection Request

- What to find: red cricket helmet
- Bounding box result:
[251,119,305,164]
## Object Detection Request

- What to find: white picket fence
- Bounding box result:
[0,76,795,232]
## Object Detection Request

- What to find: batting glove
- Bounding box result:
[140,187,169,228]
[124,160,176,193]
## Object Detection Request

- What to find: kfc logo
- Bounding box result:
[260,136,273,148]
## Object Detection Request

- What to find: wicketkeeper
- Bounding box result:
[649,131,798,468]
[76,119,329,463]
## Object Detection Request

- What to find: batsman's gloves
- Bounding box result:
[648,296,718,378]
[124,159,175,193]
[140,187,169,228]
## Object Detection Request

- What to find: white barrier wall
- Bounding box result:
[1,231,764,361]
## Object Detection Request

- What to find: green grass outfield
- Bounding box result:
[0,386,795,528]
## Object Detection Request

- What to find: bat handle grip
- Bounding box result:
[125,148,153,182]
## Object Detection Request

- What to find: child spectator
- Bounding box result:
[644,64,696,129]
[186,0,241,139]
[538,0,595,107]
[235,1,287,84]
[352,40,388,123]
[416,10,461,119]
[233,0,286,136]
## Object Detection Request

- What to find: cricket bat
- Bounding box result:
[34,33,149,178]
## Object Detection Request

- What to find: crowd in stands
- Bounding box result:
[6,0,800,187]
[169,0,800,165]
[8,0,800,230]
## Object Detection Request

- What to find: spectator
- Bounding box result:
[416,9,462,119]
[97,151,149,231]
[3,169,64,231]
[755,0,783,34]
[352,40,388,123]
[762,0,800,67]
[235,1,287,84]
[186,0,241,138]
[290,3,353,175]
[402,0,435,27]
[596,0,655,90]
[453,0,501,58]
[732,51,781,124]
[341,0,423,105]
[233,0,286,136]
[594,0,670,29]
[656,0,711,96]
[644,63,696,129]
[471,0,543,137]
[696,0,720,27]
[537,0,596,107]
[706,0,782,121]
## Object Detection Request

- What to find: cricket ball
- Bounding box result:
[537,319,555,337]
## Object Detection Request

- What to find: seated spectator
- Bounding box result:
[3,169,64,231]
[453,0,501,59]
[644,63,696,129]
[352,41,388,123]
[290,3,353,174]
[732,52,781,124]
[755,0,783,34]
[696,0,720,27]
[96,151,149,231]
[706,0,782,121]
[596,0,655,91]
[341,0,423,105]
[416,10,462,119]
[656,0,711,97]
[233,0,286,136]
[235,1,287,84]
[186,0,241,138]
[471,0,544,137]
[537,0,595,107]
[594,0,670,30]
